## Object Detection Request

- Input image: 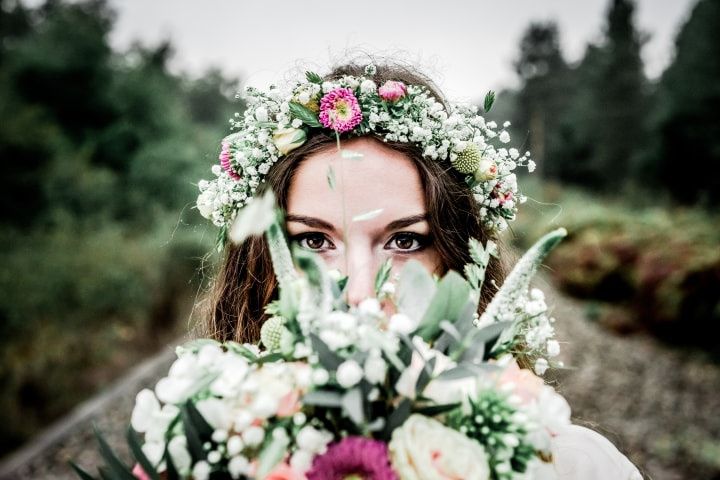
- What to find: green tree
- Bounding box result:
[648,0,720,204]
[513,22,572,178]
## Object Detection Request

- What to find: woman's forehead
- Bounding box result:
[287,138,427,226]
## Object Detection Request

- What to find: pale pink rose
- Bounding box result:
[378,81,407,102]
[497,358,544,406]
[277,390,301,417]
[266,462,307,480]
[132,463,150,480]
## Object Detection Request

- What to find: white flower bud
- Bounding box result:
[336,360,363,388]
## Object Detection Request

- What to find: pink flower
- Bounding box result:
[497,358,544,406]
[307,437,397,480]
[132,463,150,480]
[219,141,241,180]
[378,81,407,102]
[318,88,363,133]
[266,462,307,480]
[276,389,301,417]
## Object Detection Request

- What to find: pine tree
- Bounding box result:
[513,22,571,178]
[650,0,720,204]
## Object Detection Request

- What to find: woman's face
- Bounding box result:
[286,137,442,305]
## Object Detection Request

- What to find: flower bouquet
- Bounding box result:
[72,195,570,480]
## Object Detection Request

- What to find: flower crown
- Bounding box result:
[197,64,535,243]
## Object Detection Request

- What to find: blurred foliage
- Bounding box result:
[0,0,242,454]
[511,178,720,354]
[503,0,719,204]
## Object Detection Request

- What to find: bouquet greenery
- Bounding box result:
[73,193,568,480]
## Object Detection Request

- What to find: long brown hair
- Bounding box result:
[197,62,508,343]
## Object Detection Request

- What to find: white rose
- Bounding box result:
[389,414,490,480]
[272,127,307,155]
[336,360,363,388]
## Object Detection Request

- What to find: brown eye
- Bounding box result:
[295,233,334,252]
[385,232,427,252]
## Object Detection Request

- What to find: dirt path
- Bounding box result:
[2,285,719,479]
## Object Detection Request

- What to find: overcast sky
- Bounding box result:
[108,0,696,101]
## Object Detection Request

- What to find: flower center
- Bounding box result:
[343,475,364,480]
[334,100,351,119]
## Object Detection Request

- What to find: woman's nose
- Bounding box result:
[344,243,377,306]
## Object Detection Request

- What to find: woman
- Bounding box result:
[195,61,642,479]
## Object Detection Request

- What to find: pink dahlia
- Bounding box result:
[318,88,363,133]
[219,140,241,180]
[378,81,407,102]
[306,437,398,480]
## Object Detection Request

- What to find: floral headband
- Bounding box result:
[196,64,535,244]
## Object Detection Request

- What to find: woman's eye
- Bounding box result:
[294,233,334,251]
[385,232,427,252]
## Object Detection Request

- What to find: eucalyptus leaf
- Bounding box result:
[289,101,322,128]
[415,271,471,341]
[382,399,411,439]
[342,387,365,425]
[309,334,343,371]
[396,260,436,321]
[303,389,344,408]
[256,432,290,479]
[225,341,259,361]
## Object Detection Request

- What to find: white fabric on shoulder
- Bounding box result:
[530,424,643,479]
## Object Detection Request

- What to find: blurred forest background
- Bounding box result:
[0,0,718,473]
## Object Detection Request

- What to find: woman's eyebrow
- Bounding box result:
[385,214,428,231]
[286,214,336,232]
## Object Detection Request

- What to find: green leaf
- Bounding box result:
[413,402,461,416]
[326,165,336,190]
[352,208,383,222]
[342,387,365,425]
[127,428,161,480]
[229,189,276,244]
[483,90,496,113]
[374,258,393,296]
[487,228,567,353]
[396,260,436,321]
[303,389,344,407]
[265,210,299,291]
[305,71,323,84]
[253,352,285,364]
[289,101,322,128]
[309,333,343,371]
[225,341,259,361]
[180,402,213,462]
[382,399,411,439]
[415,271,472,341]
[256,430,290,479]
[93,424,135,480]
[164,447,179,480]
[69,461,97,480]
[415,356,437,395]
